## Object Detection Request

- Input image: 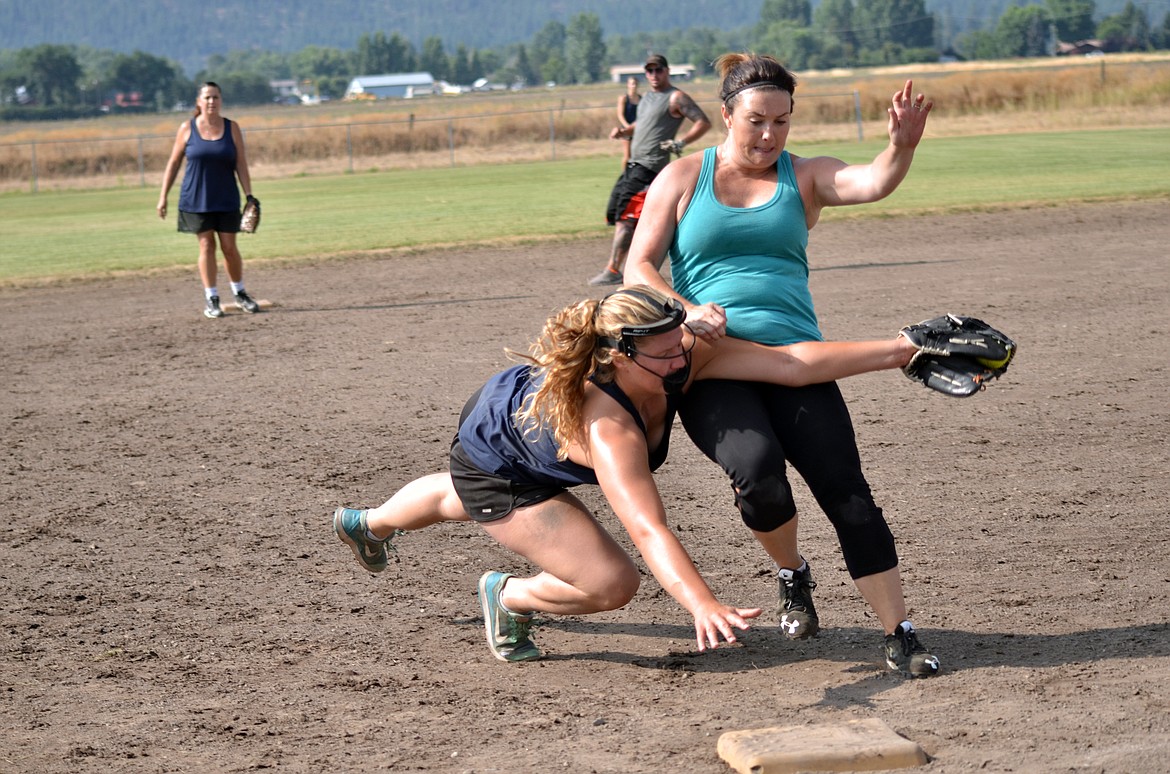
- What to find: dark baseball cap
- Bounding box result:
[644,54,669,70]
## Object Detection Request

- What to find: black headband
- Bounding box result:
[596,289,685,357]
[722,81,789,103]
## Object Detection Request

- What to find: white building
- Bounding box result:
[344,72,436,100]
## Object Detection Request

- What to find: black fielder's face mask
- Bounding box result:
[662,354,692,395]
[598,292,695,395]
[623,332,694,395]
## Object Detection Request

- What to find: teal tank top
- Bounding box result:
[670,147,822,346]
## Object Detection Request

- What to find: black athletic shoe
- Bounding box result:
[884,621,940,677]
[203,295,224,318]
[234,290,260,313]
[778,563,820,640]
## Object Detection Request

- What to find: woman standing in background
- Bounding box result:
[158,81,261,318]
[616,76,641,169]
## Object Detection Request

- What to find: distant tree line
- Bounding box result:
[2,0,1168,120]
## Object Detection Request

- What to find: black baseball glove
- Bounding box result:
[899,314,1017,397]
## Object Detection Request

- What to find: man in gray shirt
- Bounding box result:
[590,54,711,285]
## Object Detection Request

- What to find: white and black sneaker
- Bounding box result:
[203,295,224,318]
[884,621,940,677]
[778,563,819,640]
[234,290,260,313]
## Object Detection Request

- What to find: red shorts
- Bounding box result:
[619,191,647,221]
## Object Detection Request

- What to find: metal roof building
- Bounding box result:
[344,72,435,100]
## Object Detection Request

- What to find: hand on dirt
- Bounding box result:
[693,603,763,652]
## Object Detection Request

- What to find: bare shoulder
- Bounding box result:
[659,152,703,184]
[583,385,644,439]
[645,155,701,208]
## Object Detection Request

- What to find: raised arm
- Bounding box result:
[584,403,761,650]
[797,80,932,222]
[691,334,917,387]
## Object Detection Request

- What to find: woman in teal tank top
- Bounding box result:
[625,53,942,677]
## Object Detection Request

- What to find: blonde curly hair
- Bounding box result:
[512,286,678,460]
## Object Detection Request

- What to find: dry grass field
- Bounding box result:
[2,53,1168,190]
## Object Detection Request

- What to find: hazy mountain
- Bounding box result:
[2,0,1161,75]
[1,0,763,74]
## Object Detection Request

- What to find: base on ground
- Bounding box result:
[717,717,927,773]
[224,298,274,312]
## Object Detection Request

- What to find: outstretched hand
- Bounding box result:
[692,602,763,652]
[887,79,932,149]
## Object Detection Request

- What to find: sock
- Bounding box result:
[365,527,382,542]
[230,281,245,295]
[205,287,218,300]
[777,559,808,579]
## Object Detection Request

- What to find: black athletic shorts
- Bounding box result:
[449,438,566,523]
[605,163,659,225]
[178,209,241,234]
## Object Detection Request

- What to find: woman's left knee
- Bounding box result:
[586,560,640,611]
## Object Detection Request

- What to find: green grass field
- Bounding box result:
[2,127,1167,286]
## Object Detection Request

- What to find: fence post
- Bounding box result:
[30,141,38,193]
[853,90,863,142]
[549,110,556,161]
[138,136,146,187]
[448,119,455,166]
[346,124,353,173]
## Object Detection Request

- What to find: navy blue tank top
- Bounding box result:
[622,95,639,125]
[179,117,240,213]
[457,365,675,487]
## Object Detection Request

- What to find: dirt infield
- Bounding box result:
[3,200,1169,773]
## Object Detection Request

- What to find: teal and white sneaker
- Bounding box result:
[333,507,397,573]
[478,571,541,662]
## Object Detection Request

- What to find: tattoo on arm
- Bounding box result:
[676,94,709,125]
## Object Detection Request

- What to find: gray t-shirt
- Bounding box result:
[629,88,684,173]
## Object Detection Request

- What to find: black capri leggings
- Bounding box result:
[677,379,898,579]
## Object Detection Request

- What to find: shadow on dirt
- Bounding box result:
[517,619,1170,675]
